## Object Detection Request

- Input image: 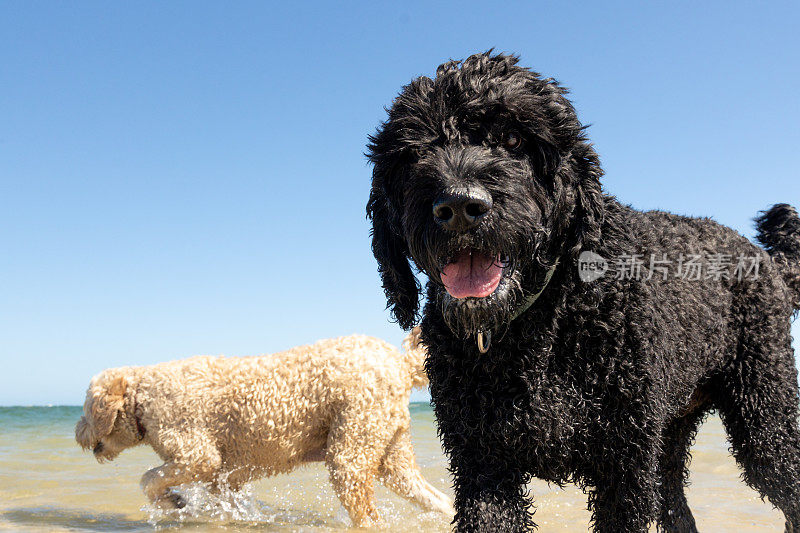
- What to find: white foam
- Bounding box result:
[141,472,343,529]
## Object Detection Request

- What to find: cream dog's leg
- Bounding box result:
[140,432,221,507]
[141,462,198,507]
[325,408,389,527]
[378,428,455,516]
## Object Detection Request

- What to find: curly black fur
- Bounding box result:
[756,204,800,312]
[367,51,800,532]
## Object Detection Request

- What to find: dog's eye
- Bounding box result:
[503,131,522,151]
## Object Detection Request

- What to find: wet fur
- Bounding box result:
[75,330,453,527]
[367,51,800,532]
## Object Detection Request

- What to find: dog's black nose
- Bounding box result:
[93,442,104,454]
[432,188,493,232]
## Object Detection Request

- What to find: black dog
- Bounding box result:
[367,51,800,532]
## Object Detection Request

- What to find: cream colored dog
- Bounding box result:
[75,328,453,526]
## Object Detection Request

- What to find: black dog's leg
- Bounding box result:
[590,472,658,532]
[716,335,800,531]
[656,411,705,533]
[588,428,661,533]
[450,458,533,533]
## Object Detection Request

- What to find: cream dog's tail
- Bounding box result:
[401,326,429,389]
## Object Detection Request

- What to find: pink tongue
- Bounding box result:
[441,250,502,299]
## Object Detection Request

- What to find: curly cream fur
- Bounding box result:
[75,328,452,526]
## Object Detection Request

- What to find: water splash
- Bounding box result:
[139,469,452,531]
[141,471,345,530]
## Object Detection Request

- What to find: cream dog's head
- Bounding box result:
[75,369,141,462]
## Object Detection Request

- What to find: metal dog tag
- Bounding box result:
[476,330,491,353]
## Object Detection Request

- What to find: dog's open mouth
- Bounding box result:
[441,249,508,299]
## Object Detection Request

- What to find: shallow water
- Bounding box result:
[0,404,786,532]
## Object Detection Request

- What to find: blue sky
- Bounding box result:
[1,1,798,405]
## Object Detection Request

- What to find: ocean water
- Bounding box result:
[0,404,786,532]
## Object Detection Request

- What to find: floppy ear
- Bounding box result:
[85,375,127,442]
[75,415,92,450]
[366,184,420,330]
[565,144,605,257]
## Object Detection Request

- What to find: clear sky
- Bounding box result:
[1,1,798,405]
